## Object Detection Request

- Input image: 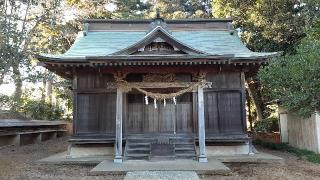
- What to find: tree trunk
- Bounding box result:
[46,79,53,105]
[246,89,254,132]
[12,62,22,104]
[0,73,5,86]
[41,78,47,101]
[246,78,264,121]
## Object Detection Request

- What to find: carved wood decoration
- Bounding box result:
[144,42,174,52]
[112,72,212,89]
[143,73,176,82]
[106,82,212,89]
[112,72,212,103]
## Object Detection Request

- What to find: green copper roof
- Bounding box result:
[65,31,145,56]
[40,30,277,60]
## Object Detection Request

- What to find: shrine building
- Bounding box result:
[37,15,277,163]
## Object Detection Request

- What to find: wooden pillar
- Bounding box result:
[240,72,247,132]
[72,73,77,136]
[197,86,208,162]
[114,88,123,163]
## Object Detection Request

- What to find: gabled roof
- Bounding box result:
[112,26,206,55]
[37,18,278,62]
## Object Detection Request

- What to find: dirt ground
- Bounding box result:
[0,137,320,180]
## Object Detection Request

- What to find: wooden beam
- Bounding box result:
[128,82,203,88]
[75,89,116,94]
[103,82,211,89]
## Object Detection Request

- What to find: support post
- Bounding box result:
[72,72,77,136]
[197,86,208,163]
[279,106,288,143]
[114,88,123,163]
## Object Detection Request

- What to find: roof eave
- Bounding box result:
[83,18,233,24]
[35,51,280,65]
[35,54,87,63]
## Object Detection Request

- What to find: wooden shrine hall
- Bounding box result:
[37,15,277,163]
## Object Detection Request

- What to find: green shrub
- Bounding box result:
[0,94,13,110]
[253,117,279,133]
[258,22,320,118]
[21,99,64,121]
[1,94,65,121]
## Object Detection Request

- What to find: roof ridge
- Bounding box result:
[83,18,233,24]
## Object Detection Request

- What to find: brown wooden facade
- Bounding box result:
[72,68,246,137]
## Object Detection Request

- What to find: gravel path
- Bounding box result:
[125,171,199,180]
[0,137,320,180]
[0,136,124,180]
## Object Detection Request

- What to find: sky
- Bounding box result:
[0,84,15,96]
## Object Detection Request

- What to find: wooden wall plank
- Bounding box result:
[159,104,175,133]
[218,92,242,133]
[206,72,241,89]
[76,93,116,135]
[204,72,244,135]
[74,71,245,137]
[176,103,193,133]
[204,92,219,134]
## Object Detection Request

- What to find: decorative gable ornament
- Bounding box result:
[112,26,207,55]
[147,10,171,34]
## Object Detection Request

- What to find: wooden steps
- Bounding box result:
[124,134,196,161]
[174,136,197,160]
[124,135,153,160]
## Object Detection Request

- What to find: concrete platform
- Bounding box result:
[37,151,111,165]
[90,159,231,175]
[37,151,284,165]
[216,152,285,164]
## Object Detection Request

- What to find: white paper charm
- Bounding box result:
[154,98,157,109]
[145,96,149,105]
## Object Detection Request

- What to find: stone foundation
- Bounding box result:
[67,143,252,158]
[205,143,251,156]
[67,145,114,158]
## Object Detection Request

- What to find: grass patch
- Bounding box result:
[254,139,320,164]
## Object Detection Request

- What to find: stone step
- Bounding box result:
[126,142,150,147]
[150,155,175,161]
[175,149,195,153]
[125,153,150,157]
[175,154,196,158]
[175,144,194,148]
[174,142,195,145]
[126,149,150,154]
[126,156,149,160]
[125,134,196,161]
[175,148,194,152]
[175,150,196,155]
[175,155,196,160]
[90,159,231,175]
[127,142,150,145]
[171,138,194,142]
[126,147,150,151]
[127,139,155,143]
[127,133,194,137]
